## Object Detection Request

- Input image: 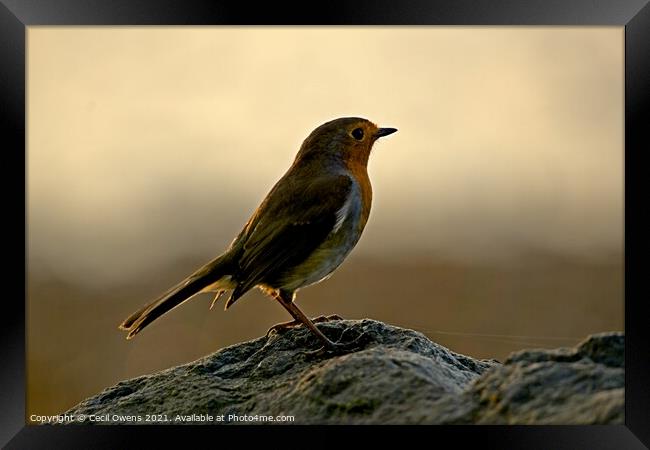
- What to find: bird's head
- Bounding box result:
[295,117,397,168]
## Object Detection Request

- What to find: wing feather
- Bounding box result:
[226,173,353,307]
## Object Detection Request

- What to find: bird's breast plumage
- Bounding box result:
[277,172,369,292]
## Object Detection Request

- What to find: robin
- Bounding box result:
[119,117,397,352]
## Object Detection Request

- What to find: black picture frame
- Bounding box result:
[2,1,648,448]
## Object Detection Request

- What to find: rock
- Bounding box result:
[62,320,623,424]
[436,332,624,424]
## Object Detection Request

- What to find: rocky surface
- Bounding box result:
[63,319,624,424]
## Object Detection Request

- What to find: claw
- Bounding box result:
[265,319,302,337]
[312,314,344,324]
[301,330,370,359]
[266,314,344,336]
[335,329,371,350]
[302,345,329,359]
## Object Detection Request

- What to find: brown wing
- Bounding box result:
[226,173,353,306]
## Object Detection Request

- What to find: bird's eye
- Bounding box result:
[351,128,364,140]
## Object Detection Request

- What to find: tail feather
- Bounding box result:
[119,252,234,339]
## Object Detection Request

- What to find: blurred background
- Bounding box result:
[27,27,623,417]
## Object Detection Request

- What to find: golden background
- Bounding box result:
[27,27,623,416]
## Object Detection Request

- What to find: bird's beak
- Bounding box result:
[375,127,398,138]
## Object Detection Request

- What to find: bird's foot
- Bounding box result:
[266,314,344,337]
[265,319,302,337]
[302,328,371,359]
[312,314,344,324]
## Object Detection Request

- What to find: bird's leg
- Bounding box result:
[266,314,343,336]
[271,289,339,350]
